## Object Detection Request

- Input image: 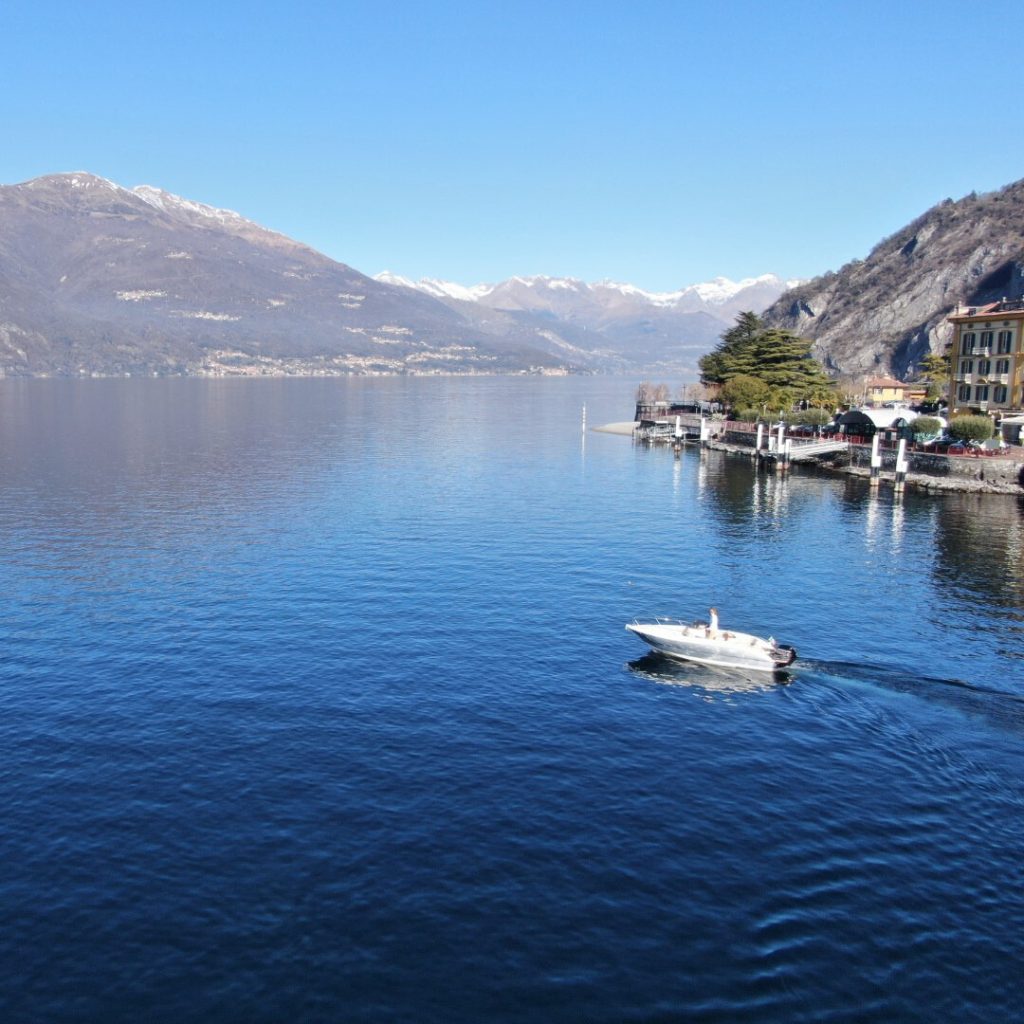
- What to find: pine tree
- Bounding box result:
[699,312,837,407]
[919,352,950,401]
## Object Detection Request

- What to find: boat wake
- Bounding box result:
[799,658,1024,733]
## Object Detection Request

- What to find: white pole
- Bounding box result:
[581,403,586,433]
[783,437,793,472]
[895,438,908,492]
[870,433,881,487]
[674,414,682,440]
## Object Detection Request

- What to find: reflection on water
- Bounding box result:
[686,448,1024,621]
[931,492,1024,612]
[890,493,905,551]
[693,451,818,534]
[627,652,789,696]
[863,489,907,552]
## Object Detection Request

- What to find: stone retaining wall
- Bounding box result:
[719,429,1024,491]
[848,445,1023,489]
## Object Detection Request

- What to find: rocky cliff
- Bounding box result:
[762,179,1024,380]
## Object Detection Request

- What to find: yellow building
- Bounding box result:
[864,375,906,405]
[947,300,1024,415]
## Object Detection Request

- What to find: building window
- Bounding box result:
[994,386,1008,403]
[958,384,972,401]
[997,330,1013,353]
[980,331,994,349]
[996,359,1010,375]
[961,332,976,354]
[960,359,974,374]
[975,385,989,402]
[978,359,992,376]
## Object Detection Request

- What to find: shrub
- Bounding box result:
[791,408,832,426]
[910,416,942,440]
[731,407,762,423]
[947,415,995,442]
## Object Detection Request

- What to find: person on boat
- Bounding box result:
[707,607,719,638]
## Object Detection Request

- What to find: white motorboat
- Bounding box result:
[626,617,796,672]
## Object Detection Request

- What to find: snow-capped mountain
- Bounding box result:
[374,272,494,304]
[0,171,801,377]
[374,271,798,371]
[375,271,797,322]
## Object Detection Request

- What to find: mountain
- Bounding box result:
[0,172,794,377]
[0,173,569,377]
[376,272,797,372]
[762,179,1024,380]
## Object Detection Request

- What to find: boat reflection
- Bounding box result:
[627,652,792,695]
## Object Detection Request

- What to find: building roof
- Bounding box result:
[949,299,1024,322]
[866,375,904,389]
[838,406,914,428]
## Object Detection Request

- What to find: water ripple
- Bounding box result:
[2,378,1023,1023]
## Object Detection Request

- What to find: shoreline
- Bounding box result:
[707,439,1024,495]
[595,424,1024,495]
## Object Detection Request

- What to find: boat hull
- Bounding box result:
[626,621,796,672]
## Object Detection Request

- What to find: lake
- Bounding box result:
[1,376,1022,1023]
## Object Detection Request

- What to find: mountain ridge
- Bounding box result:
[0,172,572,376]
[0,172,794,377]
[376,270,798,317]
[373,270,796,375]
[761,178,1024,381]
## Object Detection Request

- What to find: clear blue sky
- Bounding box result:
[2,0,1021,290]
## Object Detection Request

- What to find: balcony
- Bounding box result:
[957,373,974,384]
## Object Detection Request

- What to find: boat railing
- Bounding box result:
[630,617,704,629]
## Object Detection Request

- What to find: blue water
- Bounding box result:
[2,377,1023,1023]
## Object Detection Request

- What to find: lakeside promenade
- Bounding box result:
[598,419,1024,494]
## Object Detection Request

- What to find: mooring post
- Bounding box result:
[869,433,881,487]
[775,437,789,473]
[699,416,710,447]
[755,423,764,453]
[581,403,586,434]
[772,422,786,472]
[894,438,908,492]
